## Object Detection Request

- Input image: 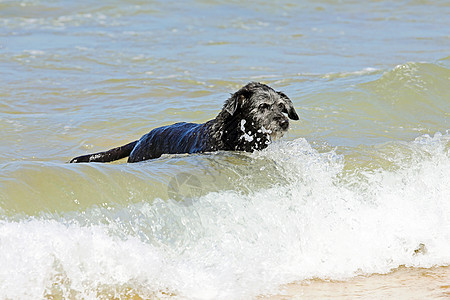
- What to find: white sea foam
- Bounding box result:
[0,134,449,299]
[240,119,254,142]
[23,50,45,56]
[322,67,380,79]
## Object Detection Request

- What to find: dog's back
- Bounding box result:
[128,122,213,162]
[70,122,212,163]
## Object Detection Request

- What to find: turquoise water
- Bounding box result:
[1,1,449,299]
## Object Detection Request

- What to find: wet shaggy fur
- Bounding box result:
[70,82,299,163]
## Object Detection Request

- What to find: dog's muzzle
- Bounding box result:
[280,119,289,131]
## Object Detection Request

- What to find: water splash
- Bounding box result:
[1,134,449,299]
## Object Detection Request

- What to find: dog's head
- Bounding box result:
[223,82,299,143]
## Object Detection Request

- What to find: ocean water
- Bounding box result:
[1,0,449,299]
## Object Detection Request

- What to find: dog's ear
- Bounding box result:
[224,86,252,116]
[278,91,299,120]
[223,95,240,116]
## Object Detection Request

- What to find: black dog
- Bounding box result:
[70,82,299,163]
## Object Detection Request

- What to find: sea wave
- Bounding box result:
[1,133,449,299]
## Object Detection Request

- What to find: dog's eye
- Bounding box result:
[258,103,271,110]
[278,103,286,112]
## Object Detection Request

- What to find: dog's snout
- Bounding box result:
[272,114,289,130]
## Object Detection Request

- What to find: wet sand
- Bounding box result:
[263,266,450,299]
